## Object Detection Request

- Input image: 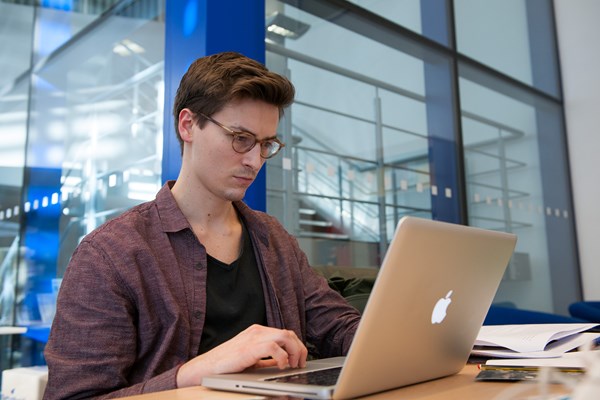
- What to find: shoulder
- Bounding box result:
[79,200,160,256]
[89,200,157,235]
[83,181,184,244]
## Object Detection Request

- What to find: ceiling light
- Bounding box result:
[121,39,145,54]
[265,12,310,40]
[112,39,146,57]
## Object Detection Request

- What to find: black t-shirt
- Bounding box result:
[198,221,267,355]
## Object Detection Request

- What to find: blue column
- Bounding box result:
[422,57,465,224]
[162,0,267,211]
[421,2,465,224]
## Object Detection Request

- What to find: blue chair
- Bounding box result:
[569,301,600,323]
[484,304,587,325]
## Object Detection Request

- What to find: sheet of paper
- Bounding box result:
[472,332,600,358]
[485,349,600,369]
[474,323,598,353]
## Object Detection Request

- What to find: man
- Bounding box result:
[43,52,361,399]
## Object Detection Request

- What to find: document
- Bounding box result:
[472,323,600,358]
[484,350,598,369]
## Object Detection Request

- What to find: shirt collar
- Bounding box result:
[156,180,270,245]
[155,181,192,233]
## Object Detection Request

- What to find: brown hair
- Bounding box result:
[172,52,295,154]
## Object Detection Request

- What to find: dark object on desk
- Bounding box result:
[476,365,585,382]
[484,304,587,325]
[476,368,539,382]
[569,301,600,323]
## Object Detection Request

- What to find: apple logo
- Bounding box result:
[431,290,453,324]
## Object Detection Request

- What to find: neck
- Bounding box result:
[171,177,238,230]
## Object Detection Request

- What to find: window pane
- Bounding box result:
[0,0,35,372]
[460,64,579,313]
[14,2,165,350]
[266,0,459,267]
[455,0,560,97]
[346,0,451,46]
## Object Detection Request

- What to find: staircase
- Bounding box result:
[297,202,349,240]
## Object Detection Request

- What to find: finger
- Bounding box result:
[298,343,308,368]
[242,325,307,369]
[286,345,303,368]
[265,341,291,369]
[289,330,308,367]
[253,358,278,369]
[277,330,307,368]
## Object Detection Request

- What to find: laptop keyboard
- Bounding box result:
[264,367,342,386]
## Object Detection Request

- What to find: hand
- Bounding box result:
[176,324,308,387]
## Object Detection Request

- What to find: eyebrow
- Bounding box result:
[232,124,278,141]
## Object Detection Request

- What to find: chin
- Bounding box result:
[223,190,247,202]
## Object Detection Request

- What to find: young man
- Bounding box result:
[43,52,361,399]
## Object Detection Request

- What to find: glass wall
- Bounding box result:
[0,1,35,372]
[455,0,561,97]
[459,64,579,314]
[455,0,578,314]
[0,0,164,369]
[265,0,462,268]
[346,0,452,46]
[265,0,579,314]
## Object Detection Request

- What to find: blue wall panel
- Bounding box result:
[162,0,267,211]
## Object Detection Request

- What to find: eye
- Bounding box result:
[261,140,276,151]
[233,132,255,147]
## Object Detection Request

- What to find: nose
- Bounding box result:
[242,144,264,170]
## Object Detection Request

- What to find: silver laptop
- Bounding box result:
[202,216,517,399]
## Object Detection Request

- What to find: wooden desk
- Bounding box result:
[120,364,571,400]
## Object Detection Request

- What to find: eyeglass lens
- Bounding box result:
[201,114,283,158]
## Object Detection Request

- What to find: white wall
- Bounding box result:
[553,0,600,300]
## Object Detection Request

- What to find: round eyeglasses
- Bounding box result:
[200,113,285,159]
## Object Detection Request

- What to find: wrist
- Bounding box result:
[176,354,215,388]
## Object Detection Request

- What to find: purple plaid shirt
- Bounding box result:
[43,182,360,399]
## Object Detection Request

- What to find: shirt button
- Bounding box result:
[194,263,202,270]
[194,311,202,320]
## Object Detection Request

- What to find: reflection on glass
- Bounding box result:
[0,2,35,370]
[266,0,577,315]
[266,0,443,268]
[12,3,165,338]
[459,73,575,313]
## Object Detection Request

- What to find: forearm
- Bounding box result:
[302,263,361,357]
[92,368,180,399]
[43,361,180,400]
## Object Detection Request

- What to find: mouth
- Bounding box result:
[233,175,256,185]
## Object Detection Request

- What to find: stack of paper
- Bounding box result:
[472,323,600,359]
[484,351,594,369]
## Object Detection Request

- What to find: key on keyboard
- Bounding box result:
[265,367,342,386]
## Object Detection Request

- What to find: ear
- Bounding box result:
[178,108,195,143]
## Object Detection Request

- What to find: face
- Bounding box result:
[178,98,280,203]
